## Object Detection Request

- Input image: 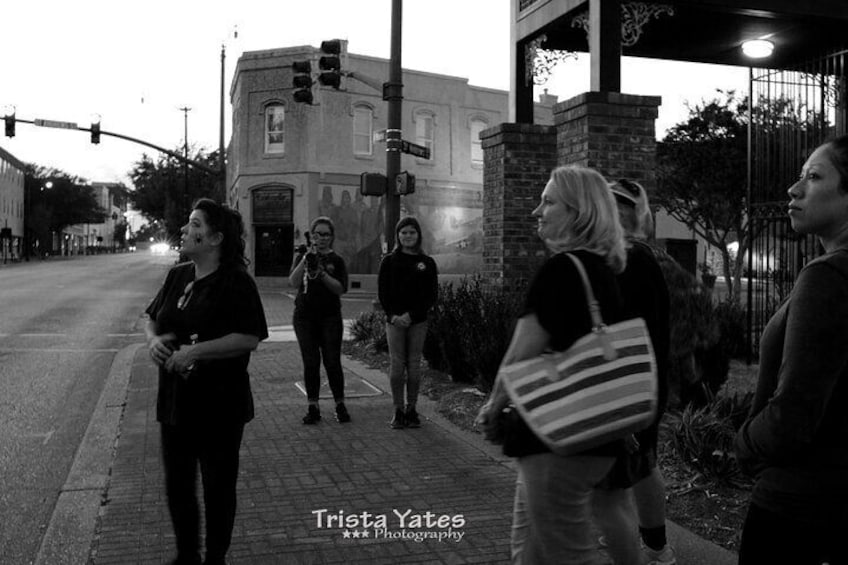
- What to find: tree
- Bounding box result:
[24,165,107,253]
[655,90,749,302]
[128,147,221,242]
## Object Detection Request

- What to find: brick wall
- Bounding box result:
[554,91,661,194]
[480,123,556,293]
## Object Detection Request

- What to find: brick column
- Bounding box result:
[555,92,661,193]
[480,123,557,294]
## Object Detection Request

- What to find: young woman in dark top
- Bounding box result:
[476,165,641,564]
[595,179,674,565]
[378,216,438,428]
[145,199,268,565]
[734,135,848,564]
[289,216,351,425]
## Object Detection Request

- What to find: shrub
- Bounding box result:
[669,399,742,484]
[348,310,388,352]
[424,275,523,392]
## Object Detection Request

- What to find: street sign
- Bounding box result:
[373,129,387,143]
[401,140,431,160]
[34,119,79,130]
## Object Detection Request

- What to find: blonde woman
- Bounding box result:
[477,165,640,564]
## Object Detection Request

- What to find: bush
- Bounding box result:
[424,275,523,392]
[669,396,749,484]
[348,310,388,353]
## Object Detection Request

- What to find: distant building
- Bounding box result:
[227,45,555,278]
[0,145,25,261]
[82,182,130,252]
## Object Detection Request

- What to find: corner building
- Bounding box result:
[228,45,553,281]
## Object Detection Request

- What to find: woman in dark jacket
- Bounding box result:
[145,199,268,565]
[734,135,848,564]
[378,216,438,428]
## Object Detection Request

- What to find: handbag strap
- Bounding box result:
[564,253,605,331]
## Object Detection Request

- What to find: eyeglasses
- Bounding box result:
[177,281,194,310]
[617,179,642,197]
[312,231,332,237]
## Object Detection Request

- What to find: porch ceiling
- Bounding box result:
[531,0,848,69]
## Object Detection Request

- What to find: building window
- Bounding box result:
[353,105,373,156]
[470,118,488,166]
[265,105,285,154]
[415,112,434,158]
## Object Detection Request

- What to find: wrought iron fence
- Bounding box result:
[747,50,847,356]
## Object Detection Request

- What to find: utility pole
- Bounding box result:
[179,106,192,217]
[219,43,227,204]
[384,0,403,251]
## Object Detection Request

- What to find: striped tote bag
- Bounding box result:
[499,253,658,456]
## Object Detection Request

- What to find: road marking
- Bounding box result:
[22,430,56,445]
[17,333,68,337]
[266,322,353,343]
[106,333,145,337]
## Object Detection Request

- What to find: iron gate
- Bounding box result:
[747,50,848,355]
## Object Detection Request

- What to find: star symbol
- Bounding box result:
[352,530,362,539]
[361,530,371,538]
[342,530,351,539]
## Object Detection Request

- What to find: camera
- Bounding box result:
[305,251,320,274]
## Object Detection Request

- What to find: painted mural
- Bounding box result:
[309,184,483,275]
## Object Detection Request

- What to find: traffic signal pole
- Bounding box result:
[384,0,403,251]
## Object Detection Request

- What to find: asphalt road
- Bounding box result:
[0,251,174,565]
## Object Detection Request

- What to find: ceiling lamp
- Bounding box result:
[742,39,774,59]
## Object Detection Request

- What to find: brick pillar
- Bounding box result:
[480,123,557,294]
[555,92,661,193]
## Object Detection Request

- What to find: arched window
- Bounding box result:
[469,118,488,166]
[353,105,373,156]
[414,110,435,158]
[264,104,285,154]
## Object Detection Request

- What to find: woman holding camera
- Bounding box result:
[378,216,439,429]
[290,216,350,425]
[145,198,268,565]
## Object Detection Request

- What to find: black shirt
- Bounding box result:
[293,251,349,318]
[145,262,269,426]
[378,251,439,324]
[521,250,627,457]
[618,241,670,414]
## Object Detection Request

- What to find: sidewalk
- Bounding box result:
[50,287,738,564]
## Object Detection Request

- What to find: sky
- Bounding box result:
[2,0,748,191]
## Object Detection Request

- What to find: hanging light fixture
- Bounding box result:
[742,39,774,58]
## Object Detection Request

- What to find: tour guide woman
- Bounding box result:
[145,198,268,565]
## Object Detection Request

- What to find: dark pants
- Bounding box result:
[161,422,245,564]
[293,314,345,401]
[739,501,848,565]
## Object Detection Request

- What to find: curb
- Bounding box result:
[34,343,142,565]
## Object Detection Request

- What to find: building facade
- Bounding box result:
[0,145,25,261]
[228,46,554,279]
[83,182,130,252]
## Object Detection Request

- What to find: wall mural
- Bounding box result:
[310,184,483,275]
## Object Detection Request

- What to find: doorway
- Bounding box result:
[254,225,293,276]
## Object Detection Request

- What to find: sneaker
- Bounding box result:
[644,544,676,565]
[390,409,406,429]
[405,406,421,428]
[335,402,351,423]
[302,405,321,425]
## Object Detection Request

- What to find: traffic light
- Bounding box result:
[292,60,314,104]
[360,172,387,196]
[3,113,14,138]
[318,39,345,90]
[395,171,416,196]
[90,121,100,144]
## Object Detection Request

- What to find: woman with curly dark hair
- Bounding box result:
[145,198,268,565]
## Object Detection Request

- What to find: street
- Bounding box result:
[0,251,377,564]
[0,252,172,564]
